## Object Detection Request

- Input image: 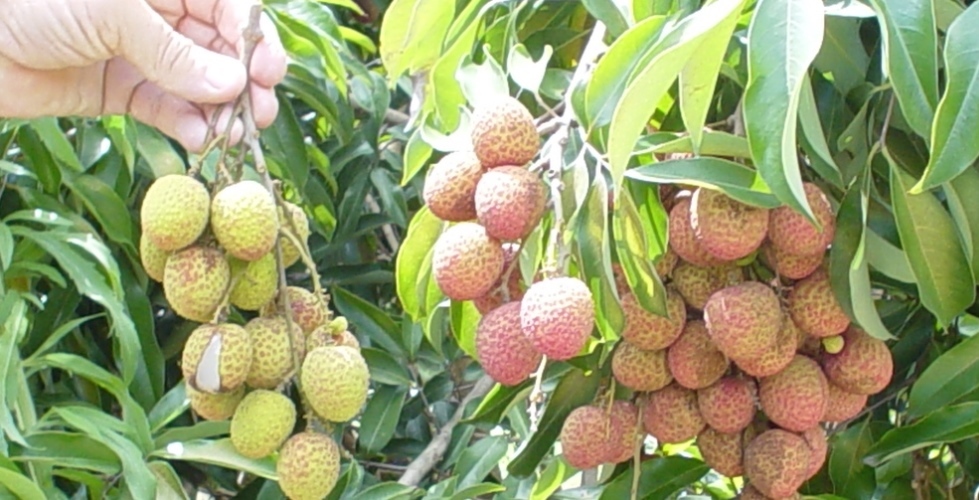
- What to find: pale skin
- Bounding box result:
[0,0,288,152]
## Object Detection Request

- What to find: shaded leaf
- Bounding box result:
[865,403,979,466]
[600,456,710,500]
[150,439,276,480]
[908,334,979,418]
[359,385,408,453]
[455,435,508,489]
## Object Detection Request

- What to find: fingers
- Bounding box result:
[249,14,288,88]
[126,82,243,153]
[250,82,280,129]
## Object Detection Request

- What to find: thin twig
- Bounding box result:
[527,355,548,432]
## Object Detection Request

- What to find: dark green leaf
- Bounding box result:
[600,456,709,499]
[945,167,979,281]
[262,94,310,190]
[360,348,413,386]
[865,403,979,466]
[29,118,82,172]
[908,334,979,418]
[332,287,404,357]
[812,16,871,95]
[63,174,134,246]
[447,483,506,500]
[828,420,877,499]
[359,385,408,453]
[798,76,844,188]
[350,482,423,500]
[10,432,120,475]
[455,435,509,489]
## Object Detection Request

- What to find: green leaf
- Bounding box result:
[457,49,509,109]
[865,403,979,466]
[912,3,979,191]
[0,466,47,500]
[866,0,939,139]
[641,130,752,159]
[828,419,877,498]
[508,44,553,95]
[812,16,871,95]
[351,482,423,500]
[62,174,134,246]
[865,230,915,284]
[944,167,979,282]
[798,75,844,189]
[10,432,120,475]
[447,483,506,500]
[154,422,230,449]
[150,438,277,480]
[600,456,710,499]
[396,207,445,320]
[332,287,405,357]
[465,381,533,424]
[148,461,190,500]
[29,118,83,172]
[358,385,408,453]
[379,0,455,81]
[401,129,433,186]
[429,7,481,131]
[612,190,667,315]
[571,174,623,341]
[743,0,824,222]
[890,155,975,326]
[26,313,102,361]
[455,435,509,489]
[908,334,979,418]
[147,384,189,434]
[626,157,779,208]
[530,458,571,500]
[449,300,480,360]
[360,348,412,386]
[262,94,310,191]
[134,124,185,177]
[582,0,630,38]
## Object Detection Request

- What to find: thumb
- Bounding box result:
[114,2,246,104]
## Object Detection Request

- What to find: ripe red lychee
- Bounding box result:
[668,198,725,267]
[802,426,828,479]
[769,182,835,256]
[668,320,730,390]
[696,427,747,477]
[698,377,757,434]
[612,341,672,392]
[620,288,686,351]
[643,384,706,444]
[762,242,823,280]
[758,355,829,432]
[520,277,595,360]
[743,429,812,499]
[823,382,868,422]
[690,188,769,261]
[470,96,539,168]
[821,326,893,395]
[558,406,612,470]
[787,269,850,338]
[606,401,640,464]
[474,166,546,241]
[732,315,799,378]
[432,222,505,301]
[423,151,484,222]
[475,301,542,386]
[703,282,782,361]
[473,243,524,314]
[672,261,744,310]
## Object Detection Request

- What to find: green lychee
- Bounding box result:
[470,96,539,168]
[244,316,305,389]
[690,188,769,261]
[520,276,595,360]
[211,180,279,261]
[181,323,252,393]
[787,269,849,338]
[697,377,757,434]
[229,253,277,311]
[229,389,296,458]
[769,182,835,256]
[703,282,782,361]
[611,341,672,392]
[668,198,724,267]
[758,355,828,432]
[474,166,546,241]
[276,432,341,500]
[475,301,542,386]
[187,384,244,421]
[301,346,370,423]
[821,326,892,395]
[423,151,484,222]
[743,429,811,499]
[281,287,330,334]
[140,174,210,251]
[822,335,845,354]
[667,320,729,390]
[306,326,360,352]
[643,383,706,444]
[279,201,310,268]
[140,235,170,282]
[432,222,505,301]
[163,245,230,323]
[620,288,686,351]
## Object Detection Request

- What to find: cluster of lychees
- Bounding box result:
[558,183,894,499]
[139,174,369,500]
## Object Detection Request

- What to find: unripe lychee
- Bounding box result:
[822,335,845,354]
[822,326,893,395]
[643,384,706,444]
[306,326,360,352]
[762,243,822,280]
[279,201,310,268]
[668,320,729,390]
[181,323,252,393]
[621,288,686,350]
[758,355,828,432]
[432,222,505,301]
[611,341,672,392]
[163,245,230,323]
[654,248,679,279]
[140,174,210,251]
[229,253,277,311]
[704,282,781,361]
[423,151,484,222]
[733,316,799,378]
[802,426,828,479]
[470,96,539,168]
[276,432,341,500]
[690,188,769,261]
[696,427,746,477]
[520,277,595,360]
[140,236,170,282]
[606,401,640,464]
[743,429,811,499]
[787,269,849,338]
[672,262,744,310]
[244,316,305,389]
[187,385,244,421]
[475,301,542,386]
[473,243,524,314]
[229,389,296,458]
[301,346,370,422]
[211,180,279,261]
[668,198,724,267]
[559,406,613,470]
[698,377,757,434]
[281,287,329,334]
[823,382,867,422]
[769,182,835,256]
[475,166,546,241]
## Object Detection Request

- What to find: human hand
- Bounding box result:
[0,0,288,153]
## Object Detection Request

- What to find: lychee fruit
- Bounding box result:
[643,384,706,444]
[140,174,210,251]
[743,429,811,499]
[470,96,539,168]
[668,320,729,390]
[473,243,525,314]
[163,245,230,323]
[672,261,744,310]
[475,301,542,386]
[181,323,252,393]
[229,389,296,458]
[606,401,640,464]
[787,269,849,338]
[758,355,829,432]
[769,182,835,256]
[423,151,484,222]
[821,326,893,395]
[696,427,746,477]
[698,377,757,434]
[559,405,612,470]
[762,243,822,280]
[306,325,360,352]
[279,201,310,268]
[280,286,329,334]
[244,316,305,389]
[611,341,672,392]
[229,253,277,311]
[520,276,595,360]
[654,248,679,279]
[690,188,769,261]
[823,382,868,422]
[668,198,724,267]
[432,222,505,301]
[741,484,801,500]
[276,432,341,500]
[733,316,799,378]
[703,282,782,361]
[301,345,370,422]
[140,236,170,282]
[210,180,279,261]
[475,166,546,241]
[802,426,828,479]
[620,288,686,350]
[187,384,244,421]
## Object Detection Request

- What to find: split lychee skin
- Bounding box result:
[559,405,613,470]
[473,243,524,314]
[620,288,686,351]
[697,377,757,434]
[520,277,595,360]
[743,429,812,499]
[697,427,747,477]
[612,341,673,392]
[732,315,799,378]
[762,243,823,280]
[672,262,744,310]
[690,188,769,261]
[668,198,725,267]
[802,426,828,480]
[788,269,850,338]
[643,384,706,444]
[822,326,893,395]
[432,222,505,301]
[606,401,640,464]
[474,166,546,241]
[667,320,729,390]
[823,382,868,422]
[703,282,782,361]
[423,151,484,222]
[470,96,539,168]
[758,355,829,432]
[769,182,836,257]
[475,301,542,386]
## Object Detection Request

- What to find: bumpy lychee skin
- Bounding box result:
[181,323,253,393]
[281,287,329,334]
[788,269,849,338]
[769,182,836,256]
[475,301,542,386]
[470,96,539,168]
[279,201,310,268]
[140,174,210,251]
[643,384,706,444]
[244,316,305,389]
[654,248,679,279]
[621,288,686,350]
[703,282,782,361]
[306,326,360,352]
[520,277,595,360]
[276,432,341,500]
[822,326,893,395]
[210,180,279,261]
[423,151,484,222]
[473,243,524,314]
[432,222,505,301]
[559,406,613,470]
[606,401,640,464]
[229,253,277,311]
[690,188,770,261]
[301,346,370,422]
[163,246,230,323]
[612,341,672,392]
[668,198,724,267]
[140,236,170,282]
[823,382,868,422]
[741,484,801,500]
[668,320,729,390]
[475,166,546,241]
[229,389,296,459]
[672,262,744,310]
[696,427,746,477]
[759,355,829,432]
[187,385,244,421]
[802,427,828,480]
[762,243,822,280]
[743,429,812,499]
[733,316,799,378]
[698,378,757,434]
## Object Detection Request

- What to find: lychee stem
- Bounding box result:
[527,355,548,432]
[498,241,523,303]
[274,189,325,297]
